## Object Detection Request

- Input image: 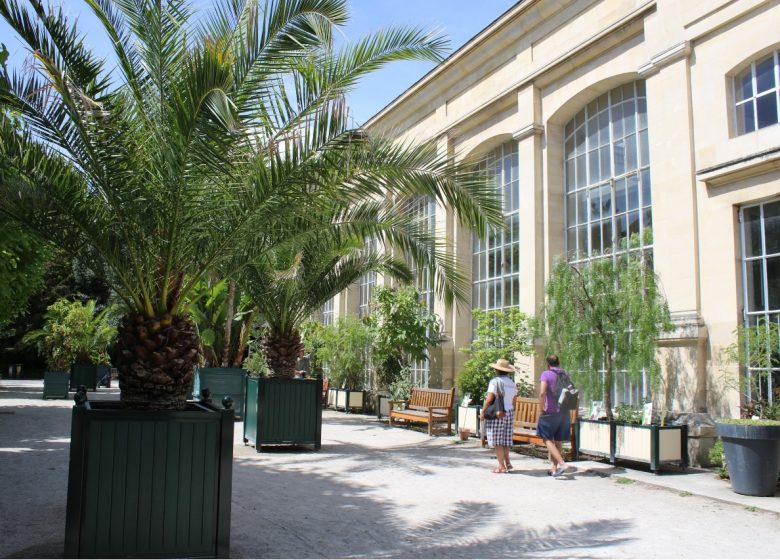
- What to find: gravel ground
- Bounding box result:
[1,381,779,559]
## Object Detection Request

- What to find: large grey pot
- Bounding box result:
[715,422,780,497]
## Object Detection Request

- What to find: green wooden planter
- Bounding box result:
[192,368,247,420]
[576,419,688,471]
[70,364,98,391]
[244,377,322,451]
[42,371,69,399]
[64,394,234,558]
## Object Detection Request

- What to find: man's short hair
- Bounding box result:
[547,355,560,367]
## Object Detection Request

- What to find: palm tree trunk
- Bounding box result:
[262,329,303,379]
[232,311,254,368]
[221,280,236,367]
[113,314,200,409]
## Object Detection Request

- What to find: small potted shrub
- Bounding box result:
[610,403,688,471]
[716,323,780,496]
[319,317,371,412]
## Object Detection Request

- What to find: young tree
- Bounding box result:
[367,285,440,389]
[538,244,672,420]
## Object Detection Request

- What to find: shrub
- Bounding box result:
[709,440,728,479]
[317,316,371,390]
[389,367,415,402]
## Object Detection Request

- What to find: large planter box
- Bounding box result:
[329,387,366,412]
[70,364,98,391]
[576,419,613,459]
[614,423,688,471]
[577,419,688,471]
[716,422,780,497]
[193,368,247,420]
[456,405,483,438]
[376,393,391,418]
[65,398,234,558]
[244,377,322,451]
[43,371,70,399]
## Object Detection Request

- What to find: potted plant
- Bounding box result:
[1,0,501,555]
[189,278,255,420]
[23,299,116,396]
[366,285,441,417]
[318,316,373,412]
[608,403,689,471]
[537,235,675,462]
[716,323,780,496]
[455,308,532,437]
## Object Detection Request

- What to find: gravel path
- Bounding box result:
[1,382,778,558]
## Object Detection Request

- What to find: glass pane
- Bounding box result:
[598,111,610,145]
[737,102,756,134]
[587,99,598,116]
[764,201,780,255]
[575,125,586,155]
[575,110,584,129]
[636,80,646,96]
[587,115,598,148]
[637,98,647,129]
[622,83,635,100]
[736,67,753,102]
[623,99,636,135]
[602,221,613,252]
[641,168,652,206]
[613,85,623,103]
[565,137,575,158]
[616,214,628,246]
[511,212,520,241]
[747,260,765,312]
[511,152,519,181]
[577,190,588,223]
[627,174,640,211]
[615,178,627,214]
[565,120,574,138]
[504,155,513,184]
[614,139,625,175]
[494,281,502,308]
[628,211,640,236]
[567,194,576,225]
[625,133,637,172]
[598,93,609,111]
[755,55,776,94]
[600,146,611,181]
[512,277,520,306]
[642,207,652,231]
[511,242,519,273]
[576,154,587,187]
[756,93,779,129]
[744,205,762,257]
[591,222,601,255]
[566,159,575,191]
[598,184,612,217]
[567,227,576,253]
[588,150,600,183]
[612,103,624,138]
[504,180,512,213]
[589,188,601,220]
[767,257,779,310]
[578,224,588,255]
[639,129,650,167]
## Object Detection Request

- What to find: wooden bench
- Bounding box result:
[512,396,578,458]
[388,387,455,436]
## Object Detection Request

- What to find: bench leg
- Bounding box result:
[427,422,432,436]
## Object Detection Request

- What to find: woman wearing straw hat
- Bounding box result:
[480,358,518,473]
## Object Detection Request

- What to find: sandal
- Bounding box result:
[492,467,507,473]
[506,463,514,471]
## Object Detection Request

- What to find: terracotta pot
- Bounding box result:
[458,427,471,441]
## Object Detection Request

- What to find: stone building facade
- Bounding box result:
[322,0,780,418]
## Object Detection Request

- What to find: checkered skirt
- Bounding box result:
[485,409,514,447]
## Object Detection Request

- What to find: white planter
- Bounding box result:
[577,419,612,458]
[614,423,688,471]
[457,405,482,437]
[376,394,391,418]
[330,388,366,412]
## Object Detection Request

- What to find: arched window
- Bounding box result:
[564,81,652,265]
[735,50,780,135]
[472,141,520,312]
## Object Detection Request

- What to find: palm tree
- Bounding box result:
[0,0,501,409]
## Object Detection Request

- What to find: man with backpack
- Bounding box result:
[538,355,577,477]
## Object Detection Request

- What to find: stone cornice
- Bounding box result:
[638,40,692,77]
[512,124,545,142]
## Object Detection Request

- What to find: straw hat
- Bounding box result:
[489,358,515,373]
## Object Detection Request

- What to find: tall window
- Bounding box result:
[321,297,334,326]
[564,81,653,404]
[472,141,520,312]
[358,272,376,319]
[740,200,780,403]
[565,81,652,264]
[409,195,436,387]
[735,50,780,135]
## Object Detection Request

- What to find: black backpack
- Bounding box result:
[552,369,578,411]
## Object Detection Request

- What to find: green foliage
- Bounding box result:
[613,403,643,424]
[188,278,254,367]
[709,440,728,479]
[317,316,371,390]
[388,366,415,402]
[717,418,780,426]
[722,322,780,418]
[243,347,269,378]
[456,308,532,405]
[366,286,440,389]
[300,320,327,377]
[23,299,117,370]
[537,237,672,419]
[0,218,49,328]
[516,378,535,398]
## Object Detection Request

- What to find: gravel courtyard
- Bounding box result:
[1,381,778,558]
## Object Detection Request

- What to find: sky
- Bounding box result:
[0,0,518,125]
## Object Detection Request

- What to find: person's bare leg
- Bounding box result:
[544,439,566,471]
[495,445,508,470]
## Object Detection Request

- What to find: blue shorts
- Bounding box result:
[537,411,571,442]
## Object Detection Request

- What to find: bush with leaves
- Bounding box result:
[0,219,49,329]
[537,234,672,420]
[613,403,644,424]
[709,440,728,479]
[366,286,440,389]
[317,316,371,390]
[456,308,532,405]
[388,366,415,402]
[300,320,328,378]
[23,299,117,371]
